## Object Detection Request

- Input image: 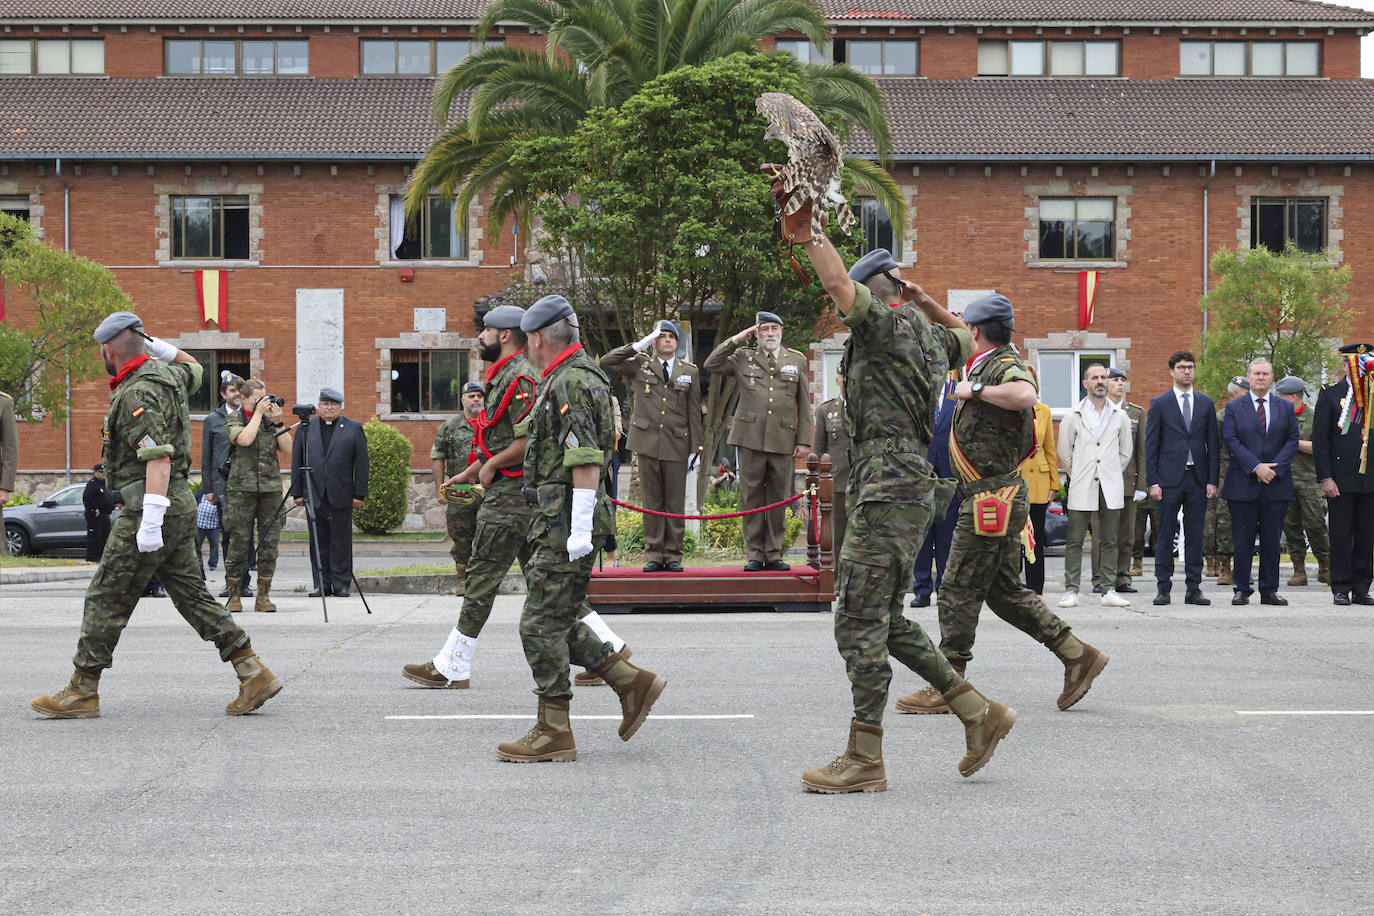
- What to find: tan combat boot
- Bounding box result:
[944,682,1016,777]
[1129,561,1143,578]
[225,582,243,613]
[593,647,666,741]
[1288,553,1308,587]
[254,578,276,613]
[31,670,101,719]
[497,697,577,762]
[895,660,966,715]
[1049,631,1109,711]
[575,645,632,687]
[401,661,469,688]
[454,563,467,597]
[801,720,887,794]
[1318,555,1331,585]
[1205,555,1218,578]
[1216,556,1234,586]
[226,649,283,715]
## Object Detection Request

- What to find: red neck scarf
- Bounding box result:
[541,343,583,379]
[1295,402,1306,416]
[964,346,998,380]
[485,349,525,383]
[109,354,151,390]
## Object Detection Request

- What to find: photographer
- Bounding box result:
[223,378,292,613]
[201,371,253,599]
[292,389,369,598]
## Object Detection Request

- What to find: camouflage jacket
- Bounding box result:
[474,350,537,498]
[813,396,850,491]
[225,406,285,494]
[1216,405,1230,480]
[431,414,479,479]
[1293,403,1318,488]
[102,356,203,516]
[522,345,616,539]
[950,345,1036,483]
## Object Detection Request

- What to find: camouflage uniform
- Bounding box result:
[1202,405,1234,559]
[223,407,286,589]
[813,396,850,557]
[457,352,537,640]
[519,345,619,698]
[1283,404,1330,563]
[938,347,1069,666]
[76,358,249,672]
[835,283,970,724]
[431,413,482,573]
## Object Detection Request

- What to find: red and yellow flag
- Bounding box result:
[196,269,227,330]
[1077,270,1099,330]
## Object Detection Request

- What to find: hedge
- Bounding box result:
[354,417,412,534]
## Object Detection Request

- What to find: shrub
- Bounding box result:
[615,508,646,552]
[702,503,807,553]
[6,491,35,507]
[354,418,412,534]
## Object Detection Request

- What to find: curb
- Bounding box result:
[1,566,97,584]
[353,571,526,595]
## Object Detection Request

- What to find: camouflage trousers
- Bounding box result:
[457,488,533,639]
[224,489,285,585]
[1284,486,1330,559]
[520,527,614,700]
[836,490,957,725]
[938,480,1068,667]
[446,497,480,572]
[1202,490,1233,556]
[74,509,249,672]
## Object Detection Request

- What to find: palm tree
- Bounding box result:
[406,0,904,233]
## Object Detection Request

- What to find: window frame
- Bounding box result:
[184,349,251,413]
[1036,350,1118,415]
[1037,197,1117,262]
[1249,196,1328,254]
[0,38,105,75]
[1,195,31,221]
[856,197,897,257]
[163,38,310,76]
[978,39,1121,77]
[170,195,251,261]
[391,195,469,261]
[389,348,472,414]
[773,38,829,65]
[360,38,499,76]
[840,38,920,76]
[1178,39,1322,78]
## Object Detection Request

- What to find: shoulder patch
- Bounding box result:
[131,405,145,417]
[560,403,570,415]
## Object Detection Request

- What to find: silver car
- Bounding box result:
[5,483,111,556]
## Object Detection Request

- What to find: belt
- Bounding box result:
[959,472,1024,499]
[850,436,928,461]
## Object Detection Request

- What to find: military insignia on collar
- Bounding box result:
[131,405,145,417]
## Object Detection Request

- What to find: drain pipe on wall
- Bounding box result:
[56,158,72,483]
[1200,159,1216,356]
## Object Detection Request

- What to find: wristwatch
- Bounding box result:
[970,382,985,400]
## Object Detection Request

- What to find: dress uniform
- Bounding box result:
[812,383,850,558]
[1313,343,1374,605]
[704,310,812,571]
[32,311,280,719]
[1092,367,1147,593]
[432,381,484,592]
[1275,375,1330,586]
[600,319,702,571]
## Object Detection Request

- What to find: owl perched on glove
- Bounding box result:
[756,92,856,243]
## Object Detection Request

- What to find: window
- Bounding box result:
[0,196,30,220]
[361,39,499,76]
[1037,351,1116,411]
[774,39,828,64]
[185,349,251,412]
[1179,41,1320,77]
[0,39,104,74]
[839,40,918,75]
[979,40,1119,77]
[1251,197,1327,254]
[858,198,895,255]
[165,39,308,75]
[391,350,471,413]
[171,196,250,260]
[1038,198,1115,261]
[390,196,467,260]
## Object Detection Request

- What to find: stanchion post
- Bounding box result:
[806,453,820,569]
[818,453,833,572]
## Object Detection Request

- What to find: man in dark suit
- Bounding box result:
[1222,358,1299,606]
[910,372,960,607]
[1313,342,1374,605]
[291,388,369,597]
[1145,350,1219,606]
[201,371,253,599]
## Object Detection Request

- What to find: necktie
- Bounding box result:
[663,361,670,384]
[1256,396,1266,434]
[1182,393,1193,465]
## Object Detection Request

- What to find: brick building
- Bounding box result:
[2,0,1373,497]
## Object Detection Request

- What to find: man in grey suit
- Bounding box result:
[600,320,702,572]
[201,371,252,598]
[291,388,369,597]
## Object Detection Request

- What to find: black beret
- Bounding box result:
[461,381,484,396]
[1107,367,1127,380]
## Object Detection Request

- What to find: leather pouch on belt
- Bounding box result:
[971,485,1018,538]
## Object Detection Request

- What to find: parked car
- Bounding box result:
[1044,499,1068,548]
[4,484,117,556]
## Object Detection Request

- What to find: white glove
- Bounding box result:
[567,488,596,561]
[144,336,179,362]
[633,322,662,352]
[688,452,701,471]
[137,493,171,553]
[1133,489,1147,503]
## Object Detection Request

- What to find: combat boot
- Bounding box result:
[1129,561,1143,578]
[254,577,277,613]
[225,582,243,613]
[497,697,577,762]
[1318,555,1331,585]
[453,563,467,597]
[1216,556,1234,586]
[575,645,632,687]
[225,649,283,715]
[1049,630,1109,710]
[801,720,887,794]
[402,628,475,688]
[1205,555,1218,578]
[1288,553,1308,587]
[31,670,101,719]
[945,682,1016,778]
[895,660,966,715]
[593,648,666,741]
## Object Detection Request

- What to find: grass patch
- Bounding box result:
[0,555,88,568]
[356,563,456,577]
[281,530,448,542]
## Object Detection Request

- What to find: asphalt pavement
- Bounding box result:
[2,558,1371,914]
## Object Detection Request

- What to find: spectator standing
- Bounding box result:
[432,382,484,594]
[223,377,292,613]
[1203,377,1248,587]
[911,372,960,607]
[1091,367,1147,594]
[1313,344,1374,605]
[291,388,369,598]
[1274,375,1329,587]
[83,463,115,562]
[201,371,253,599]
[1018,367,1058,595]
[812,369,851,558]
[195,488,221,570]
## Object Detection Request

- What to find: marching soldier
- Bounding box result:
[812,369,850,557]
[432,381,485,595]
[601,319,703,572]
[704,311,812,571]
[1313,345,1374,605]
[32,312,281,719]
[1092,367,1147,594]
[1275,375,1330,586]
[496,295,667,762]
[1204,376,1248,585]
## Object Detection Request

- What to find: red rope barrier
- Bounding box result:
[609,487,813,521]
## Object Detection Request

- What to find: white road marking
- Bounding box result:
[1236,710,1374,716]
[386,714,755,721]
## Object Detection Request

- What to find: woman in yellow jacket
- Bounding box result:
[1019,365,1058,594]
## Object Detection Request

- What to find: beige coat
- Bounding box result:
[1058,396,1133,511]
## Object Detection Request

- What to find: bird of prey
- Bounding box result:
[755,91,856,242]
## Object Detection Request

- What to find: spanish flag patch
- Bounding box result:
[559,403,570,415]
[131,405,145,417]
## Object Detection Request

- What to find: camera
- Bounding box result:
[266,394,286,408]
[293,403,317,420]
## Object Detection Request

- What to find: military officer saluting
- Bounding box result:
[704,310,812,571]
[812,369,851,557]
[431,381,485,595]
[32,311,281,719]
[1274,375,1330,587]
[600,319,703,572]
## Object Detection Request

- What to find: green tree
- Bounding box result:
[406,0,902,233]
[0,213,132,424]
[1197,242,1354,399]
[354,417,413,534]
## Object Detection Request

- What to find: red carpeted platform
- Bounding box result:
[592,565,819,580]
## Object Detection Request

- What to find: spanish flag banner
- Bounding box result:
[196,269,227,330]
[1077,270,1099,330]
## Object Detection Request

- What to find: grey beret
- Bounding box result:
[1273,375,1306,395]
[482,304,526,330]
[756,311,783,327]
[1229,375,1251,391]
[656,319,682,340]
[93,311,146,344]
[848,248,899,283]
[522,294,575,332]
[1107,367,1127,380]
[461,381,484,396]
[318,388,344,403]
[963,293,1014,326]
